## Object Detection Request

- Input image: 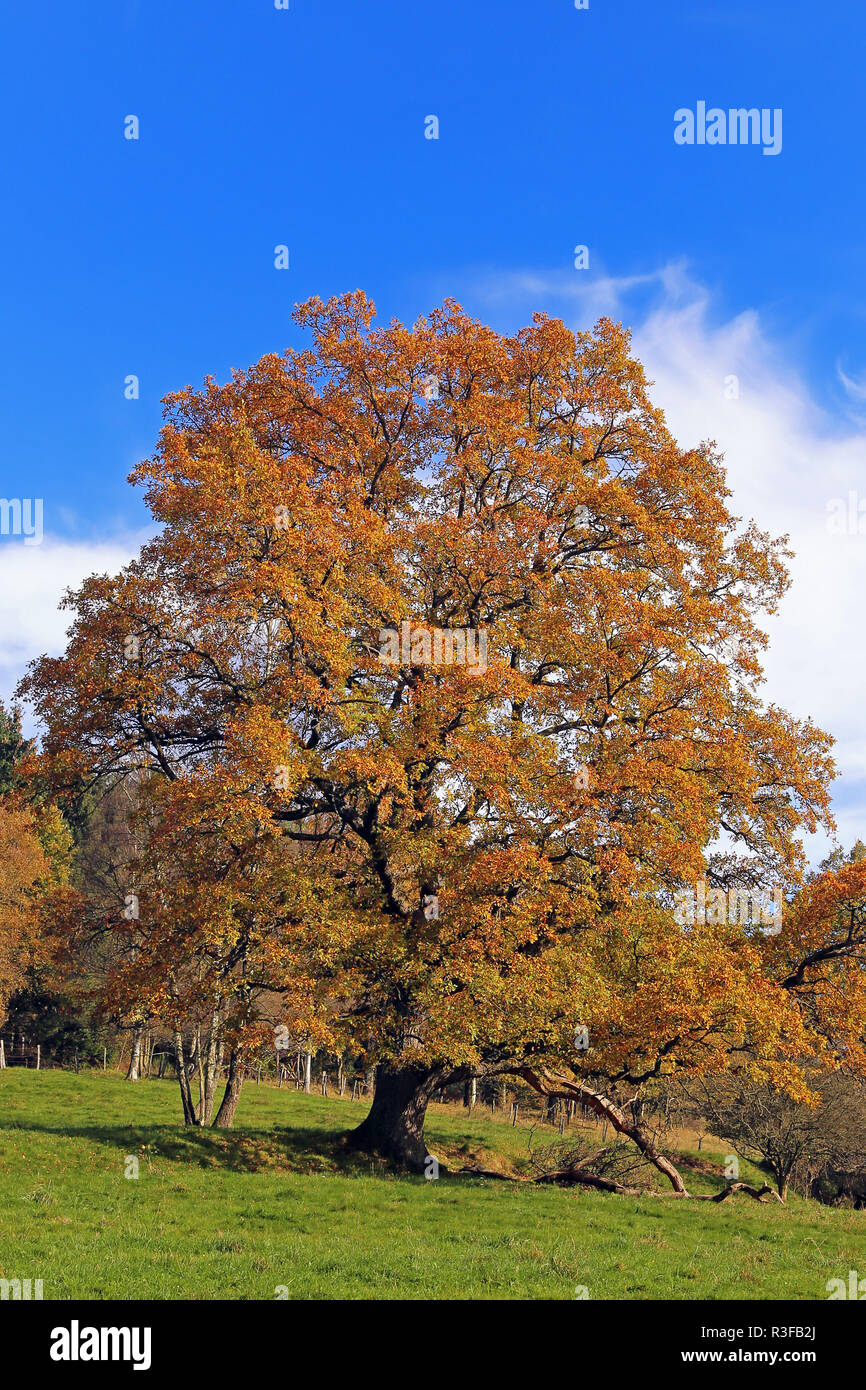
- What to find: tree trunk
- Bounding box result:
[200,1011,220,1127]
[126,1025,144,1081]
[213,1047,244,1129]
[194,1026,207,1122]
[173,1029,197,1126]
[347,1064,447,1170]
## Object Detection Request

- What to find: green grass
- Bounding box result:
[0,1069,862,1300]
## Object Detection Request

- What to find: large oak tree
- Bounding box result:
[26,292,858,1183]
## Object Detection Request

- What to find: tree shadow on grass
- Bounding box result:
[0,1115,397,1177]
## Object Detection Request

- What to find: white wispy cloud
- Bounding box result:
[0,534,147,727]
[471,262,866,858]
[632,283,866,857]
[837,361,866,403]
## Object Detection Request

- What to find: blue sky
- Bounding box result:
[2,0,865,855]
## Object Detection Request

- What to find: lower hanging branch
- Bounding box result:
[512,1065,690,1196]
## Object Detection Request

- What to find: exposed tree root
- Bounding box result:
[457,1164,632,1192]
[697,1181,786,1204]
[533,1169,637,1194]
[457,1166,522,1182]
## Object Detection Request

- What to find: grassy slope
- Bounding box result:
[0,1070,862,1300]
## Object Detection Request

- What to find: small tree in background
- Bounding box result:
[0,804,48,1026]
[0,700,72,1031]
[699,1071,866,1201]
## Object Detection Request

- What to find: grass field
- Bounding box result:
[0,1069,863,1300]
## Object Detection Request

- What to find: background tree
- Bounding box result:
[40,773,154,1079]
[698,1070,866,1201]
[0,700,72,1032]
[0,805,48,1025]
[0,701,32,794]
